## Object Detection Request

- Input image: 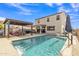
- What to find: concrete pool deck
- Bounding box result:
[0,34,46,56]
[0,38,19,56]
[72,43,79,56]
[0,34,78,56]
[61,34,78,56]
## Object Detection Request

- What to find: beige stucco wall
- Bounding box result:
[35,12,67,34]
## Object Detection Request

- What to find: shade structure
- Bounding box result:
[4,18,33,25]
[3,18,33,38]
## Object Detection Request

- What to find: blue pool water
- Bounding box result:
[12,35,67,56]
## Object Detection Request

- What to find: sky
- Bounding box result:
[0,3,79,29]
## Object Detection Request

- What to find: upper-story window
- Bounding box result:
[38,20,40,23]
[56,15,60,20]
[47,18,49,22]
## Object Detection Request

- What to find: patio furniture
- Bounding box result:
[0,30,4,37]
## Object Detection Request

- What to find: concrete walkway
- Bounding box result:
[0,38,19,56]
[72,43,79,56]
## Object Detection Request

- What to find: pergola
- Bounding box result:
[3,18,33,38]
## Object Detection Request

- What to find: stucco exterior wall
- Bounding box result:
[35,12,71,34]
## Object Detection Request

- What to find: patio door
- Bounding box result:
[36,26,40,33]
[41,26,46,33]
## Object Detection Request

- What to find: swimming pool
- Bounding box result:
[12,35,67,56]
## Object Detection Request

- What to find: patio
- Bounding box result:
[3,18,33,38]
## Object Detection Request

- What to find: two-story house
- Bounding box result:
[35,12,72,35]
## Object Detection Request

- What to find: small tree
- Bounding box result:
[0,23,4,30]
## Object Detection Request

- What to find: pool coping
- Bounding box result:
[12,34,67,42]
[60,37,72,56]
[12,34,47,42]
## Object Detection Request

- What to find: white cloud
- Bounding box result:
[58,3,79,14]
[70,4,75,8]
[57,4,79,26]
[71,20,79,23]
[56,3,63,6]
[69,14,79,17]
[70,3,79,12]
[0,17,6,21]
[23,3,40,6]
[5,3,33,15]
[45,3,63,7]
[58,6,70,13]
[45,3,54,7]
[71,3,79,8]
[19,11,32,15]
[45,3,69,13]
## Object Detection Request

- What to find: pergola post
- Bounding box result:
[22,25,24,36]
[40,26,41,34]
[7,24,10,38]
[4,24,6,37]
[4,20,10,38]
[31,25,33,35]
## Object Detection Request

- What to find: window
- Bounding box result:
[47,18,49,22]
[47,26,55,31]
[56,15,60,20]
[38,20,40,23]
